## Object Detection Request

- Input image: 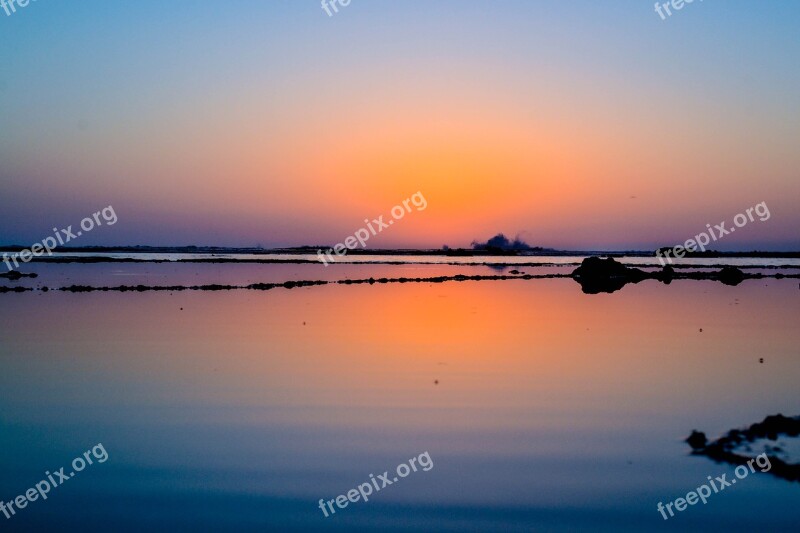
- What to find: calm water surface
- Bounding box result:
[1,263,798,531]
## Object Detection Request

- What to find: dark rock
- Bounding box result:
[718,266,745,286]
[687,431,708,450]
[688,414,800,483]
[571,257,649,294]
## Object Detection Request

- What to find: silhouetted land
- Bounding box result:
[1,245,799,258]
[687,414,800,483]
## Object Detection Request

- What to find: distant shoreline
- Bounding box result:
[1,245,799,259]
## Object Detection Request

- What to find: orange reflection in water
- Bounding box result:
[2,278,798,436]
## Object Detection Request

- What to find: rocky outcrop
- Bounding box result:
[571,257,750,294]
[687,414,800,483]
[571,257,652,294]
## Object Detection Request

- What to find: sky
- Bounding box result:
[1,0,798,250]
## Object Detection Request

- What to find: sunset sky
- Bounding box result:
[1,0,798,250]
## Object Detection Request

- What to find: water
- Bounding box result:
[10,254,800,291]
[1,259,798,531]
